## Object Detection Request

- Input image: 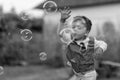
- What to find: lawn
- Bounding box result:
[0,65,69,80]
[0,65,120,80]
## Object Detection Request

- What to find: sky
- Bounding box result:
[0,0,46,13]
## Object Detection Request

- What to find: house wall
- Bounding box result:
[44,3,120,36]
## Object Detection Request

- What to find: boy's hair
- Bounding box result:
[73,16,92,33]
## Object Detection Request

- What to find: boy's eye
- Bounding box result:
[78,27,82,29]
[72,25,85,30]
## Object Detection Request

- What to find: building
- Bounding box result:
[36,0,120,36]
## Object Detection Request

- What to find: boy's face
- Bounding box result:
[72,19,87,39]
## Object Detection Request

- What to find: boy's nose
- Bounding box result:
[73,27,78,32]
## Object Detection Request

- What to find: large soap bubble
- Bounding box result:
[43,1,57,13]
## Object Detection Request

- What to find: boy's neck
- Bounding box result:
[74,35,87,41]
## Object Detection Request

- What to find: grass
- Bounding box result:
[0,65,120,80]
[0,65,69,80]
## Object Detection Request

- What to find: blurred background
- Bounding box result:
[0,0,120,80]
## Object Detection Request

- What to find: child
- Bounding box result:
[57,7,107,80]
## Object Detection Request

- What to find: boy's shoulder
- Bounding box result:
[85,36,95,44]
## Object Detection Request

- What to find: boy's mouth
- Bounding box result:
[72,33,86,40]
[73,32,81,36]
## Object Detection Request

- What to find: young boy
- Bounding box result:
[57,7,107,80]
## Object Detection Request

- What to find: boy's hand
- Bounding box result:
[95,47,103,54]
[94,47,103,58]
[59,7,71,23]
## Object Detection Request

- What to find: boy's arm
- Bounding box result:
[94,38,107,55]
[57,7,72,44]
[57,20,66,37]
[57,7,71,35]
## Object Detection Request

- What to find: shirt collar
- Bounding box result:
[73,35,87,41]
[75,37,89,45]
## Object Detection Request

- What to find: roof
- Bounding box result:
[35,0,120,9]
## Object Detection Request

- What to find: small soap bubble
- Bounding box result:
[0,66,4,75]
[20,12,29,21]
[39,52,47,61]
[43,1,57,13]
[20,29,32,41]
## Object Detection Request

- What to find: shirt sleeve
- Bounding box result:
[59,28,73,44]
[67,61,72,66]
[94,38,107,52]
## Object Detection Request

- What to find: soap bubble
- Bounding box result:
[0,66,4,75]
[39,52,47,61]
[43,1,57,13]
[20,12,30,20]
[20,29,32,41]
